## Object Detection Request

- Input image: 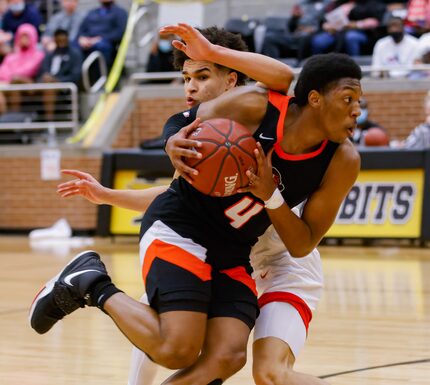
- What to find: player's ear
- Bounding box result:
[308,90,321,108]
[225,71,238,90]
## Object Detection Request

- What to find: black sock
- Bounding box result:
[207,380,223,385]
[88,277,123,311]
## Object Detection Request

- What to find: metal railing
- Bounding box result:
[0,82,79,132]
[129,71,183,84]
[81,51,108,93]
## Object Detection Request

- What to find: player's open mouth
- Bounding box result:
[186,97,196,106]
[346,126,354,136]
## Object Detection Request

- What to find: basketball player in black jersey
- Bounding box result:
[30,25,361,385]
[30,25,299,385]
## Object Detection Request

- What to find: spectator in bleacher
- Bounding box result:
[146,32,175,82]
[0,0,10,63]
[2,0,42,37]
[260,0,331,63]
[0,23,44,113]
[311,0,386,56]
[27,0,61,24]
[38,28,82,120]
[404,0,430,36]
[76,0,127,67]
[351,97,386,144]
[392,90,430,148]
[371,16,418,77]
[41,0,85,52]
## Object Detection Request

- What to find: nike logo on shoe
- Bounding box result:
[64,270,104,286]
[259,133,274,141]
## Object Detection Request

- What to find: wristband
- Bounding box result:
[264,188,284,210]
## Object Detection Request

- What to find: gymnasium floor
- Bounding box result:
[1,235,429,385]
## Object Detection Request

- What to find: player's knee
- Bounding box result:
[213,347,247,376]
[253,364,282,385]
[157,342,200,369]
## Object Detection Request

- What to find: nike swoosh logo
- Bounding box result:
[259,133,274,141]
[64,269,102,286]
[260,271,268,279]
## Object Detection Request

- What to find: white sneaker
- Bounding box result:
[29,218,72,240]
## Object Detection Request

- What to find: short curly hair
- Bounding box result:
[173,26,248,86]
[294,53,362,106]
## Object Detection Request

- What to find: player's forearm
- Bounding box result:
[267,206,317,258]
[209,45,294,92]
[103,186,168,212]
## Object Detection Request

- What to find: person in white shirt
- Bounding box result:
[371,16,418,78]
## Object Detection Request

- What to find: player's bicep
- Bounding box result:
[197,86,268,131]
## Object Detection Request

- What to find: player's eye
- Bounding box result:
[183,77,190,83]
[199,75,208,81]
[344,96,352,103]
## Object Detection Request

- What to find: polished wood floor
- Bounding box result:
[1,235,429,385]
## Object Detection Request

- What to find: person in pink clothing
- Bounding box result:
[0,23,44,113]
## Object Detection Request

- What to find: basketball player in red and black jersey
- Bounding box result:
[30,25,361,385]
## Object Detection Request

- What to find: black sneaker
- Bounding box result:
[29,250,108,334]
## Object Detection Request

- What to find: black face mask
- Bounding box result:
[389,31,404,43]
[56,47,69,54]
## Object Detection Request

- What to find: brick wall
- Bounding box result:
[113,97,185,148]
[365,90,428,139]
[0,153,101,231]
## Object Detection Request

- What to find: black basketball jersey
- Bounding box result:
[141,90,339,270]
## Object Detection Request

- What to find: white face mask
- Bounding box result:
[9,2,25,13]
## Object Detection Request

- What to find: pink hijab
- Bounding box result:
[0,23,45,82]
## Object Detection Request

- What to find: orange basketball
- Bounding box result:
[364,127,390,146]
[185,118,257,197]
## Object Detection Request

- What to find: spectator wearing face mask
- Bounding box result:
[146,33,175,83]
[371,16,418,78]
[351,98,386,144]
[2,0,42,37]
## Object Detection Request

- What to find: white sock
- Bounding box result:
[127,347,159,385]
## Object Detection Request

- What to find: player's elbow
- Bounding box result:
[270,71,294,93]
[289,243,317,258]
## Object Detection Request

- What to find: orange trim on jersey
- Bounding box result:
[220,266,258,297]
[275,139,329,161]
[268,91,290,147]
[268,90,330,162]
[142,239,212,284]
[258,291,313,333]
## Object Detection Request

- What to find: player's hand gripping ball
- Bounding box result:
[185,118,257,197]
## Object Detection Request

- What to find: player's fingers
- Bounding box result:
[57,179,79,189]
[174,148,202,159]
[254,147,266,173]
[61,169,89,179]
[171,40,186,52]
[59,189,80,198]
[186,118,201,132]
[266,147,274,168]
[175,165,198,183]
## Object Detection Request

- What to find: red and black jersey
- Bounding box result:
[141,90,339,271]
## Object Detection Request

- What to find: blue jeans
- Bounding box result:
[344,30,368,56]
[311,32,336,54]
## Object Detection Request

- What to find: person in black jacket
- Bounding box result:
[38,28,82,120]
